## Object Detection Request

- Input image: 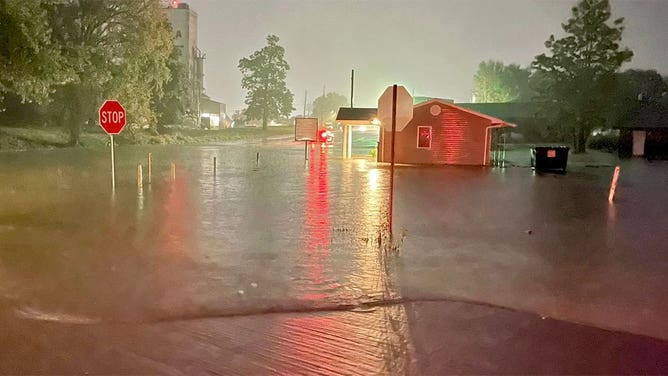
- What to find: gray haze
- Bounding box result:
[186,0,668,113]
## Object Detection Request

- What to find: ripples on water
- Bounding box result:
[0,144,402,318]
[0,143,417,373]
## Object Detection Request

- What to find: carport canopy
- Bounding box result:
[336,107,379,158]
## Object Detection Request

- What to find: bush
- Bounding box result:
[587,133,619,153]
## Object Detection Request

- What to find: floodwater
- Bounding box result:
[0,140,394,319]
[1,139,667,374]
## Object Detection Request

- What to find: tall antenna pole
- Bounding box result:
[322,84,326,97]
[303,90,307,117]
[350,69,354,108]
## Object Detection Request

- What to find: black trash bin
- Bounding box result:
[531,146,570,173]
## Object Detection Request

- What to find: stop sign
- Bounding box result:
[377,85,413,132]
[98,100,126,135]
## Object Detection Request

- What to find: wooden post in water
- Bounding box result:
[147,153,152,184]
[170,162,176,181]
[137,164,143,189]
[213,157,217,175]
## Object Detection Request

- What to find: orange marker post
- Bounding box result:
[608,166,621,203]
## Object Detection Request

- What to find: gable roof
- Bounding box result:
[413,96,454,105]
[415,98,516,127]
[623,102,668,129]
[336,107,377,121]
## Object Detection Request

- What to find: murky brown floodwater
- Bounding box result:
[0,141,396,319]
[1,140,667,374]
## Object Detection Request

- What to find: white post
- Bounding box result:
[347,125,353,158]
[110,134,116,190]
[148,153,152,184]
[342,125,347,158]
[137,164,143,189]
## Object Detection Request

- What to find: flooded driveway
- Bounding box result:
[1,140,667,374]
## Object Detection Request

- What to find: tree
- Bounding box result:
[311,92,347,124]
[473,61,533,103]
[0,0,71,104]
[532,0,633,153]
[45,0,173,145]
[238,35,294,130]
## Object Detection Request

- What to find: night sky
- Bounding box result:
[184,0,668,112]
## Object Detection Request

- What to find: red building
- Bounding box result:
[376,89,515,166]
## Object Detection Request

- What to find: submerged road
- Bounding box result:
[0,140,667,374]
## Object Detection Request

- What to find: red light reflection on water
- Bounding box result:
[299,147,332,300]
[157,173,196,257]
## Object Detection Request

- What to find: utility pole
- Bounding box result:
[194,47,206,128]
[303,90,307,117]
[350,69,354,108]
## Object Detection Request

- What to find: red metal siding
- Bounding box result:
[380,102,493,166]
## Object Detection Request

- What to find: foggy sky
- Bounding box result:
[185,0,668,113]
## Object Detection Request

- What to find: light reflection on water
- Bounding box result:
[0,144,416,371]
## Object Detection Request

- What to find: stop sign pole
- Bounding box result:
[98,100,127,190]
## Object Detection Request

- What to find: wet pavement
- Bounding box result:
[1,139,667,374]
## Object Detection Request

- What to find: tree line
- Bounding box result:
[0,1,344,140]
[472,0,668,153]
[0,0,194,145]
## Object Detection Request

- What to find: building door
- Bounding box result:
[633,130,646,156]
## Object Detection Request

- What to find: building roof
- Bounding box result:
[416,99,516,127]
[414,96,454,105]
[623,105,668,129]
[336,107,377,122]
[456,102,545,120]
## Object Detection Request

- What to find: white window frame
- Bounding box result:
[417,126,432,149]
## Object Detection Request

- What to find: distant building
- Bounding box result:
[164,1,228,127]
[615,101,668,159]
[200,94,228,128]
[165,2,198,75]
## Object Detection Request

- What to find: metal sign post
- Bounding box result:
[389,84,397,236]
[110,135,115,189]
[99,100,126,191]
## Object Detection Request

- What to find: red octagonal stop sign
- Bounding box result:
[98,100,126,135]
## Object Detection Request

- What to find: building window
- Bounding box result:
[417,126,432,149]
